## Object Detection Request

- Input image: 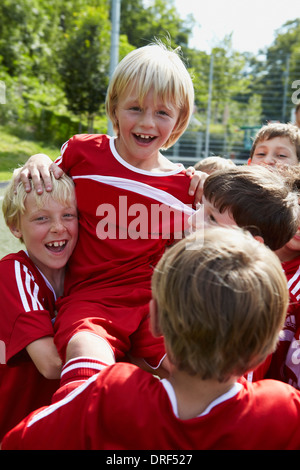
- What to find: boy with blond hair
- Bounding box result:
[3,226,300,450]
[0,173,78,441]
[248,122,300,167]
[11,42,207,389]
[194,155,235,174]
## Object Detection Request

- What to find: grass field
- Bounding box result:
[0,124,60,182]
[0,184,21,259]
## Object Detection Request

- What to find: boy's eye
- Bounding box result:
[208,214,217,224]
[157,110,169,116]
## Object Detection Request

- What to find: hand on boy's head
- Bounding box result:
[13,154,63,195]
[185,167,208,205]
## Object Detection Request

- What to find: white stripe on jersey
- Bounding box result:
[15,261,43,312]
[60,360,107,378]
[15,261,30,312]
[27,372,100,428]
[55,140,69,165]
[73,174,195,217]
[287,265,300,300]
[288,265,300,290]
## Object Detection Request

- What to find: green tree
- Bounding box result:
[120,0,194,48]
[59,4,111,131]
[251,19,300,122]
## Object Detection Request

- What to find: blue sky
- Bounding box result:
[174,0,300,53]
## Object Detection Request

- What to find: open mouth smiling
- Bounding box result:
[134,133,156,143]
[45,240,67,253]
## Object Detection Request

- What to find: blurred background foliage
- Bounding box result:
[0,0,299,177]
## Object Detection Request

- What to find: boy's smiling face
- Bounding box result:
[250,136,298,167]
[11,192,78,278]
[114,87,180,170]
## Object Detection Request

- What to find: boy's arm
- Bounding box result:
[13,153,63,194]
[26,337,62,380]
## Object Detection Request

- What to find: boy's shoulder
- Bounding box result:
[0,250,48,287]
[1,249,29,266]
[282,254,300,277]
[68,133,109,147]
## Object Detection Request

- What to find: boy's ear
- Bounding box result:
[9,225,23,240]
[247,158,252,166]
[149,299,162,337]
[254,235,264,244]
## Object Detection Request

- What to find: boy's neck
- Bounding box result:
[41,267,65,298]
[276,245,300,263]
[167,369,237,420]
[114,137,179,173]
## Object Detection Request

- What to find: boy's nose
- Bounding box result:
[140,109,155,127]
[263,153,276,165]
[50,220,65,232]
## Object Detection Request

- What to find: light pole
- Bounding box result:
[108,0,121,136]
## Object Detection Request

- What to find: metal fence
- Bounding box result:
[162,131,251,167]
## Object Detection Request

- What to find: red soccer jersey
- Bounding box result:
[0,250,60,441]
[265,255,300,388]
[3,363,300,450]
[53,134,195,364]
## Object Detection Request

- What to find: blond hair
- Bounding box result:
[106,41,194,149]
[249,122,300,162]
[152,226,289,382]
[203,165,299,250]
[194,156,236,174]
[3,173,76,241]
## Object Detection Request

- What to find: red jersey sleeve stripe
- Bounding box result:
[14,261,43,312]
[15,261,30,312]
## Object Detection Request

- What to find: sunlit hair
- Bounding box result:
[3,173,76,242]
[203,165,299,251]
[152,226,289,382]
[249,122,300,162]
[105,41,194,149]
[194,156,236,174]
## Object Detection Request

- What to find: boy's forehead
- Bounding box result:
[256,136,298,157]
[24,191,75,212]
[119,85,175,109]
[257,135,295,148]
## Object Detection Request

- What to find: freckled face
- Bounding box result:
[114,87,180,170]
[250,137,298,167]
[14,192,78,278]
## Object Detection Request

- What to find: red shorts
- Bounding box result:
[54,285,165,368]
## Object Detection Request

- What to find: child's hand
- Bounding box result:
[13,154,63,194]
[185,167,208,205]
